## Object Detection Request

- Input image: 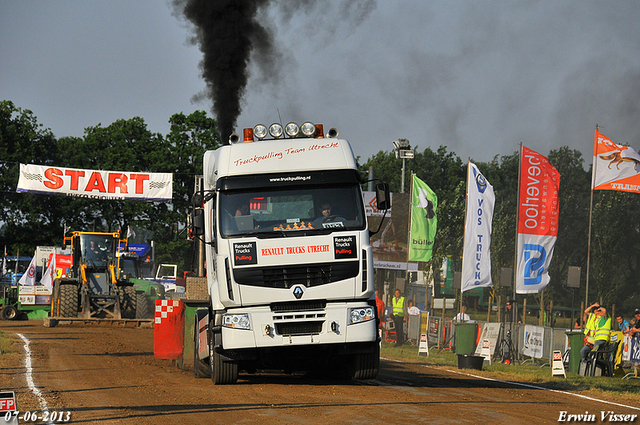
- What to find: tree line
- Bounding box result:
[1,99,638,313]
[0,100,219,273]
[360,144,639,314]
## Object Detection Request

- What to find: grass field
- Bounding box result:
[381,341,640,402]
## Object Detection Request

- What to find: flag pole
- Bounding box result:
[511,143,523,360]
[406,173,414,294]
[512,143,522,304]
[460,159,470,316]
[585,124,599,309]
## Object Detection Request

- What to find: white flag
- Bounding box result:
[40,252,56,291]
[127,226,136,239]
[461,162,495,292]
[18,255,37,286]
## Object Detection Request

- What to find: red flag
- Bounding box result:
[516,146,560,294]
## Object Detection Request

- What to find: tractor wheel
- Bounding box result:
[135,291,151,319]
[58,284,79,318]
[209,332,238,384]
[1,305,18,321]
[119,286,137,319]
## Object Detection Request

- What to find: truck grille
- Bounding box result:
[275,321,324,336]
[271,301,326,313]
[233,261,358,288]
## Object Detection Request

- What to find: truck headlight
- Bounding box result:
[222,313,251,330]
[348,307,375,325]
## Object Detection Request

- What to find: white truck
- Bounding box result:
[191,122,390,384]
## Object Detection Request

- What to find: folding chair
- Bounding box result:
[586,341,620,377]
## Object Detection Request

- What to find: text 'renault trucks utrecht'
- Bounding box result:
[51,231,149,321]
[190,122,390,384]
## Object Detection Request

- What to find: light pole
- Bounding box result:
[392,138,414,193]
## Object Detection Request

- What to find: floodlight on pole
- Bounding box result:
[392,138,413,193]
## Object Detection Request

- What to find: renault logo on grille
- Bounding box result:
[292,285,304,299]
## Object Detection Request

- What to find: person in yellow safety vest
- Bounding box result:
[391,289,407,347]
[580,302,612,360]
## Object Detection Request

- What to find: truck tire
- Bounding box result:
[59,284,79,318]
[193,314,210,378]
[1,305,18,321]
[351,343,380,380]
[135,291,151,319]
[119,286,137,319]
[209,335,238,384]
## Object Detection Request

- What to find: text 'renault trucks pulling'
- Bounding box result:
[51,231,146,321]
[190,122,390,384]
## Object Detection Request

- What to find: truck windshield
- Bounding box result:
[219,184,365,238]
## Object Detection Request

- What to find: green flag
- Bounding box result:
[409,175,437,262]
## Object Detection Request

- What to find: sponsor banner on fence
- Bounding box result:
[17,164,173,201]
[474,322,501,358]
[523,324,545,358]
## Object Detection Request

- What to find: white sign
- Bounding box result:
[474,322,502,357]
[17,164,173,201]
[522,324,545,358]
[372,261,418,271]
[551,350,566,378]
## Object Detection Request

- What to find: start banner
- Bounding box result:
[17,164,172,201]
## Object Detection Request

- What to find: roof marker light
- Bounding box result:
[314,124,324,138]
[243,128,254,143]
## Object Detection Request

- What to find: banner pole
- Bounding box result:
[513,143,522,303]
[459,159,470,316]
[585,125,598,308]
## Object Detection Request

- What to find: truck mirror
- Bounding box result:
[191,209,205,236]
[191,192,204,208]
[375,183,391,210]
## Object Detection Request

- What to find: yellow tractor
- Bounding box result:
[51,231,137,319]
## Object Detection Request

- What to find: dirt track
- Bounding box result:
[2,321,639,424]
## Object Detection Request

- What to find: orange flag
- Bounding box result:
[592,128,640,193]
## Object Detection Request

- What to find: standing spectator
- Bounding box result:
[453,304,471,322]
[629,309,640,338]
[391,289,406,347]
[407,299,420,316]
[615,313,631,335]
[581,303,611,360]
[504,300,522,323]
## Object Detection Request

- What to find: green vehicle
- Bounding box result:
[118,251,164,319]
[0,285,19,320]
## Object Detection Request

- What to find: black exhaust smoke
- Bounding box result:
[172,0,274,144]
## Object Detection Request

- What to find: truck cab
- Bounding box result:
[193,122,389,383]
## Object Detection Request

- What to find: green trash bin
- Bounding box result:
[455,322,478,356]
[566,330,584,374]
